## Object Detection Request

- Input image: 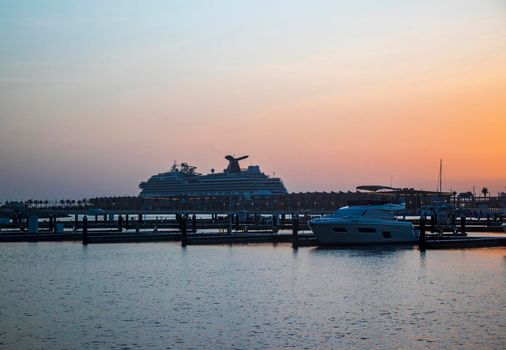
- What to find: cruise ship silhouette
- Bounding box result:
[139,155,287,198]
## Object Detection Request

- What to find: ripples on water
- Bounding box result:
[0,243,505,349]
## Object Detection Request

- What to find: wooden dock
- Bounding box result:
[1,229,505,249]
[1,213,505,249]
[424,236,506,249]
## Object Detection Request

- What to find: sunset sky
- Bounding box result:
[1,0,505,200]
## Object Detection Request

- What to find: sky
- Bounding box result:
[0,0,505,200]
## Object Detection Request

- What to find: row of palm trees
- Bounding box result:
[2,199,93,209]
[452,187,490,199]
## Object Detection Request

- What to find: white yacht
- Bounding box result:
[309,203,418,245]
[502,223,506,232]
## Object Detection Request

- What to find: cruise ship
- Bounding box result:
[139,155,287,198]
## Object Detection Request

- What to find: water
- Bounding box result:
[0,243,505,349]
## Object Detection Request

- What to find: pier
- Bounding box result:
[0,211,504,249]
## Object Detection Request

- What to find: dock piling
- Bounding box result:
[192,214,197,233]
[272,214,278,233]
[118,215,123,232]
[461,216,466,235]
[292,214,299,249]
[234,214,240,231]
[227,214,232,234]
[181,217,187,247]
[419,216,426,251]
[82,215,88,245]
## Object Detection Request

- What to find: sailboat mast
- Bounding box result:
[439,159,443,194]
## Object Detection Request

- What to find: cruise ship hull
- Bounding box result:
[309,219,417,245]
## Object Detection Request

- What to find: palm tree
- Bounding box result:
[481,187,489,198]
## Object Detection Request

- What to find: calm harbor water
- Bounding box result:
[1,243,505,349]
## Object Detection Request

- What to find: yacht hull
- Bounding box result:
[309,220,417,245]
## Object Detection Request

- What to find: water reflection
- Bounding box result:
[419,250,427,269]
[0,243,504,349]
[312,244,413,257]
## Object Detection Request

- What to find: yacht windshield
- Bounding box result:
[334,208,366,217]
[332,206,397,219]
[362,209,395,219]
